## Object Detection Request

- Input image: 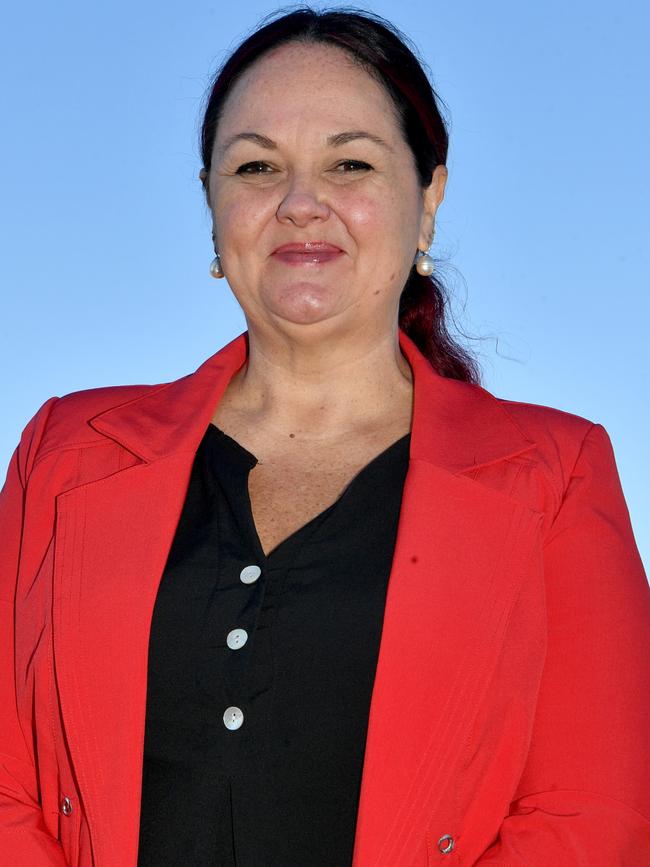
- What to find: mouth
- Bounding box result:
[271,241,344,266]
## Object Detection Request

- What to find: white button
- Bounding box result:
[223,706,244,730]
[240,565,261,584]
[226,628,248,650]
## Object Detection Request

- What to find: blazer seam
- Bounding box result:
[21,396,61,485]
[33,439,126,472]
[543,422,598,545]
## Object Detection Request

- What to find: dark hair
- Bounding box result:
[199,6,480,384]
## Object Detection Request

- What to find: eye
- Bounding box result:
[334,160,373,173]
[236,161,274,175]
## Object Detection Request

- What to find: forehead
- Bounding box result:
[215,41,402,144]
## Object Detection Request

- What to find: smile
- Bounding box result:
[271,242,344,266]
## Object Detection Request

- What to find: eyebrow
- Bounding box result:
[216,130,393,157]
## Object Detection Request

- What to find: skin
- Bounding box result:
[201,41,448,444]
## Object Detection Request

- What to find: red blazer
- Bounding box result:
[1,329,649,867]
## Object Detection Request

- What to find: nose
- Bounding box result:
[276,175,330,227]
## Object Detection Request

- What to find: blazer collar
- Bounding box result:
[88,329,535,474]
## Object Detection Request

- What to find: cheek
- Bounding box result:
[341,194,382,232]
[213,191,271,248]
[339,188,416,243]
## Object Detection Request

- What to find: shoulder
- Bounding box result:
[496,395,596,449]
[492,394,615,502]
[25,381,164,465]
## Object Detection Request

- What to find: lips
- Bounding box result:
[271,241,344,266]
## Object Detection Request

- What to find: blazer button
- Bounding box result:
[437,834,454,854]
[61,796,73,816]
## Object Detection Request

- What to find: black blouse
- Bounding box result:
[137,422,411,867]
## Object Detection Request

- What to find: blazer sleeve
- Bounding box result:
[0,397,68,865]
[475,423,650,866]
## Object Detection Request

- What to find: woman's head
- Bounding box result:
[199,7,479,383]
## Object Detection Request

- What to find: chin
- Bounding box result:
[263,282,344,326]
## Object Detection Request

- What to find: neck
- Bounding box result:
[223,321,414,441]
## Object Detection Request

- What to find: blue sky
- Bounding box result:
[1,0,648,570]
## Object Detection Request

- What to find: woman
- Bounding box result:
[1,7,648,866]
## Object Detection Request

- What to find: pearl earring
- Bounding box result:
[210,253,224,279]
[415,227,436,276]
[415,250,435,276]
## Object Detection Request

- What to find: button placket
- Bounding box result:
[222,565,260,732]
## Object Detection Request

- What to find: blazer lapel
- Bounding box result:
[53,453,201,865]
[51,329,538,867]
[350,468,541,867]
[352,337,540,866]
[52,334,250,866]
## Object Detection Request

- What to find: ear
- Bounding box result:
[199,167,212,207]
[418,164,448,251]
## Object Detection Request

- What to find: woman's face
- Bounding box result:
[207,41,447,337]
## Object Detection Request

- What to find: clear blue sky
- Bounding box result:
[1,0,648,570]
